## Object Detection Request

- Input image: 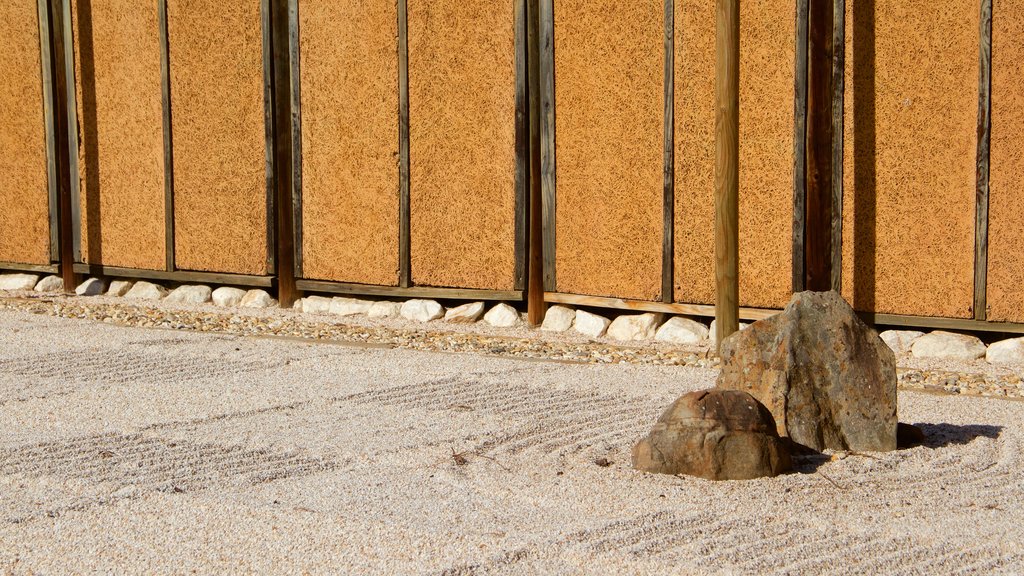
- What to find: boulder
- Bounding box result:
[106,280,134,297]
[240,289,277,308]
[484,303,519,327]
[911,331,986,361]
[125,281,168,300]
[301,296,332,314]
[33,275,64,292]
[212,287,246,307]
[573,310,610,338]
[329,297,373,316]
[0,274,39,291]
[165,285,212,305]
[74,278,105,296]
[367,301,402,319]
[445,302,485,323]
[541,305,575,332]
[986,337,1024,365]
[717,291,898,452]
[709,319,751,342]
[633,389,791,480]
[607,313,660,341]
[401,299,444,322]
[655,317,709,344]
[879,330,925,356]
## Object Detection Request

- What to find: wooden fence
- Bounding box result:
[1,0,1022,333]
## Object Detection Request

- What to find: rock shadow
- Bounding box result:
[914,423,1003,449]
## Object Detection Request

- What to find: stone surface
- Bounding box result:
[292,299,304,310]
[106,280,134,297]
[655,317,709,344]
[911,331,987,361]
[75,278,106,296]
[573,310,611,338]
[633,389,792,480]
[301,296,332,314]
[33,275,64,292]
[607,313,660,341]
[165,285,212,305]
[483,303,519,327]
[125,281,168,300]
[709,320,751,342]
[541,306,576,332]
[986,337,1024,364]
[401,299,444,322]
[212,287,247,307]
[445,302,485,323]
[0,274,39,291]
[329,297,373,316]
[240,290,277,309]
[367,301,402,319]
[717,291,898,453]
[879,330,925,356]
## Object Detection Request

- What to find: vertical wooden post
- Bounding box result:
[974,0,992,321]
[714,0,740,349]
[526,0,546,325]
[49,0,77,293]
[805,0,834,292]
[270,0,298,307]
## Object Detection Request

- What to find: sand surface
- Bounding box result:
[1,309,1022,574]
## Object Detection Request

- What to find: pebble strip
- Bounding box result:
[1,294,1021,400]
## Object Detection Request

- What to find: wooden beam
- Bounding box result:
[792,0,809,293]
[526,0,547,325]
[714,0,740,349]
[36,0,60,264]
[514,0,529,294]
[296,279,522,302]
[830,0,845,292]
[539,0,556,292]
[71,264,274,288]
[662,0,675,304]
[158,0,175,273]
[288,0,303,279]
[52,0,78,292]
[261,0,276,274]
[0,262,60,275]
[546,292,779,321]
[974,0,992,321]
[397,0,411,289]
[269,0,298,307]
[805,0,834,292]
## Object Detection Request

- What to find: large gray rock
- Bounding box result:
[34,275,64,292]
[655,317,709,344]
[633,389,791,480]
[541,305,575,332]
[484,303,519,327]
[401,299,444,322]
[606,313,660,341]
[165,285,212,305]
[879,330,925,356]
[0,274,39,291]
[717,291,898,453]
[911,331,986,361]
[986,337,1024,365]
[125,281,168,300]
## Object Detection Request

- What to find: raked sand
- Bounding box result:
[0,309,1022,574]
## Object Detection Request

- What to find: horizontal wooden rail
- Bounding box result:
[296,279,522,302]
[545,292,779,321]
[0,262,60,275]
[71,264,273,288]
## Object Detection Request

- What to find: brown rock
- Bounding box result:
[717,291,898,453]
[632,389,792,480]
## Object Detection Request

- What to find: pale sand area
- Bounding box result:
[0,309,1022,575]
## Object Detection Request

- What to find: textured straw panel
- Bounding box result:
[0,1,50,265]
[299,0,399,286]
[840,0,977,318]
[987,6,1024,323]
[72,0,166,269]
[408,0,517,290]
[553,0,664,301]
[168,0,267,275]
[674,0,795,309]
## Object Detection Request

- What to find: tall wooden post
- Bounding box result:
[526,0,546,325]
[714,0,740,350]
[49,0,77,293]
[271,0,298,307]
[804,0,834,292]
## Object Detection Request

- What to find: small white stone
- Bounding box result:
[106,280,134,297]
[0,273,40,291]
[34,275,64,292]
[329,297,374,316]
[165,285,212,305]
[709,320,751,341]
[655,317,709,344]
[302,296,332,314]
[911,331,986,361]
[879,330,925,355]
[240,289,277,308]
[367,301,402,319]
[212,287,247,307]
[125,281,168,300]
[484,303,520,327]
[541,306,575,332]
[400,299,444,322]
[292,298,304,310]
[75,277,106,296]
[573,310,611,338]
[986,337,1024,364]
[445,302,485,323]
[607,313,661,341]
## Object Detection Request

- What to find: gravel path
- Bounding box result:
[1,302,1023,574]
